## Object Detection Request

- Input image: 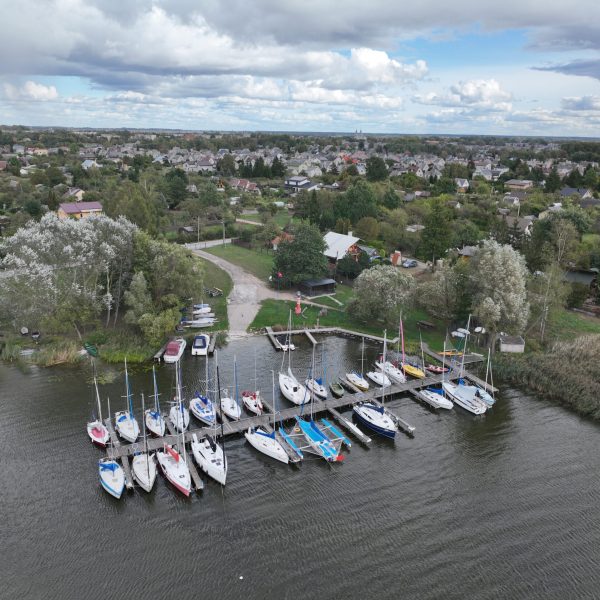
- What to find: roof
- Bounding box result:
[299,278,337,287]
[458,245,478,257]
[323,231,360,259]
[59,201,103,214]
[564,270,597,286]
[499,335,525,345]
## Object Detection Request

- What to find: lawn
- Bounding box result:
[238,211,299,228]
[197,256,233,331]
[205,244,274,281]
[546,308,600,341]
[248,299,447,349]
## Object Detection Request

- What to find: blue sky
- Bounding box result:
[1,1,600,135]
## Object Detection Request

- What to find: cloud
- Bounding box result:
[561,95,600,111]
[535,59,600,81]
[3,80,58,101]
[414,79,512,111]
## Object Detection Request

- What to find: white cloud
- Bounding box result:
[3,80,58,101]
[414,79,512,111]
[561,95,600,111]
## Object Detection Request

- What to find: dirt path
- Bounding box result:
[191,248,295,338]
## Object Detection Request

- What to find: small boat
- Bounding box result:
[375,359,406,384]
[245,427,289,463]
[329,381,345,398]
[169,362,190,432]
[276,334,295,351]
[98,457,125,499]
[156,444,191,497]
[417,387,454,410]
[401,362,426,379]
[305,377,328,399]
[163,338,186,364]
[353,401,397,439]
[115,359,140,443]
[180,317,217,329]
[366,370,391,387]
[192,310,215,318]
[345,371,369,391]
[426,364,450,374]
[86,376,110,447]
[279,368,309,405]
[145,366,166,437]
[84,342,98,357]
[193,303,212,314]
[242,390,263,415]
[220,389,242,420]
[191,334,210,356]
[191,433,227,485]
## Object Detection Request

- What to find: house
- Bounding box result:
[503,190,529,206]
[229,178,261,195]
[271,232,294,251]
[405,224,425,233]
[505,179,533,191]
[62,187,85,202]
[323,231,361,262]
[357,245,381,262]
[455,178,469,193]
[559,187,593,200]
[504,215,536,236]
[81,159,101,170]
[458,245,478,258]
[57,201,103,219]
[284,176,320,193]
[499,335,525,353]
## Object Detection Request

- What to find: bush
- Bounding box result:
[567,283,590,308]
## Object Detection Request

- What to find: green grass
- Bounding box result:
[546,309,600,341]
[205,244,274,281]
[197,256,233,332]
[238,212,298,228]
[248,299,446,349]
[582,233,600,244]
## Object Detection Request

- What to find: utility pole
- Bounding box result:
[221,220,225,246]
[197,215,200,244]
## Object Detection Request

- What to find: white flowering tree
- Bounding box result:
[0,213,136,337]
[469,239,530,347]
[349,264,415,324]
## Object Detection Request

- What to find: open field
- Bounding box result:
[205,244,274,281]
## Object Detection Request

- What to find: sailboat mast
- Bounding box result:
[460,314,471,378]
[141,393,150,481]
[234,355,239,408]
[94,376,102,422]
[152,365,159,413]
[124,357,133,419]
[420,331,425,370]
[382,330,387,405]
[107,396,112,457]
[217,365,225,455]
[271,370,276,430]
[361,336,365,376]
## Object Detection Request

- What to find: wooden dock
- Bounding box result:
[153,342,168,363]
[207,335,217,355]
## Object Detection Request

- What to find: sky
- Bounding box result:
[2,1,600,136]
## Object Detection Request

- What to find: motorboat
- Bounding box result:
[163,338,186,364]
[191,334,210,356]
[98,458,125,499]
[191,434,227,485]
[426,364,450,374]
[366,370,391,387]
[156,445,191,497]
[353,401,397,439]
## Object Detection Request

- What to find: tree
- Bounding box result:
[545,168,561,192]
[382,187,400,210]
[164,168,188,208]
[417,262,468,323]
[337,252,370,279]
[104,180,160,234]
[366,156,388,182]
[354,216,380,241]
[218,154,236,176]
[418,198,454,262]
[123,272,152,325]
[469,240,530,346]
[271,156,286,177]
[342,180,377,223]
[349,264,415,324]
[46,166,66,187]
[272,223,328,285]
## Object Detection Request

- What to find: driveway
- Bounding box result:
[189,246,295,338]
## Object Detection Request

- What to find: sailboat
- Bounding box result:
[353,331,398,439]
[345,336,370,391]
[245,371,290,464]
[367,336,391,387]
[279,312,309,405]
[305,344,328,399]
[169,361,190,432]
[98,397,125,499]
[86,374,110,447]
[220,354,242,420]
[242,354,264,415]
[441,323,487,415]
[115,358,140,443]
[397,318,425,379]
[132,393,157,493]
[145,366,166,437]
[156,402,192,496]
[375,355,406,384]
[190,353,217,425]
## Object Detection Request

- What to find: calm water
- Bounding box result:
[2,336,600,600]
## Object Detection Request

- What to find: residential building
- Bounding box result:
[58,201,103,219]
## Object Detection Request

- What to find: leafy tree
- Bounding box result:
[8,157,20,176]
[138,308,180,347]
[337,252,370,279]
[341,180,377,223]
[545,168,561,192]
[46,166,66,187]
[123,272,153,325]
[469,240,530,345]
[381,187,400,210]
[354,216,380,241]
[271,156,286,177]
[366,156,388,181]
[307,190,320,225]
[433,177,457,195]
[104,180,160,234]
[218,154,236,176]
[418,198,454,262]
[272,223,328,285]
[164,168,188,208]
[349,264,415,324]
[344,164,359,177]
[418,261,468,323]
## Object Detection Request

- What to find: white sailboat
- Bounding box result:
[191,433,227,485]
[346,336,369,391]
[375,358,406,384]
[115,358,140,443]
[220,354,242,420]
[190,354,217,425]
[132,393,157,493]
[366,370,391,387]
[86,374,110,447]
[242,354,264,415]
[169,361,190,432]
[98,397,125,499]
[417,387,454,410]
[353,331,398,439]
[156,406,191,497]
[279,313,309,405]
[245,372,289,464]
[145,366,166,437]
[305,344,328,399]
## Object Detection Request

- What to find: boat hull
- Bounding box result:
[329,383,344,398]
[115,411,140,443]
[366,371,391,387]
[169,405,190,432]
[242,391,263,415]
[191,435,227,485]
[353,403,397,439]
[244,428,289,464]
[190,397,216,426]
[98,459,125,499]
[87,421,110,447]
[442,382,487,415]
[279,372,309,405]
[220,397,242,420]
[132,454,157,493]
[417,389,454,410]
[156,451,191,496]
[145,409,166,437]
[345,373,369,391]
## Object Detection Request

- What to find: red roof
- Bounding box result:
[59,201,103,214]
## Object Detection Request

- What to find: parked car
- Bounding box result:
[402,259,417,268]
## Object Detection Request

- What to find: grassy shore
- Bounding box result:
[248,298,446,350]
[205,244,274,280]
